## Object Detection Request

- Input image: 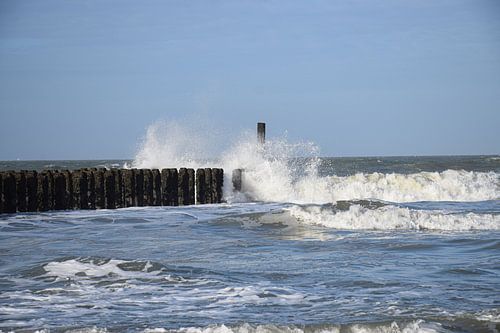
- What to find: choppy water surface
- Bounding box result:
[1,156,499,332]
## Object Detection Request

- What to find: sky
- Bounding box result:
[0,0,499,160]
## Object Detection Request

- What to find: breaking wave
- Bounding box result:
[141,321,449,333]
[131,121,499,204]
[282,204,500,231]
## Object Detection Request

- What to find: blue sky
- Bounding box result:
[0,0,499,159]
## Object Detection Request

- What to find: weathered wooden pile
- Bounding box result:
[0,168,224,214]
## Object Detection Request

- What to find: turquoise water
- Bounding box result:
[0,156,499,332]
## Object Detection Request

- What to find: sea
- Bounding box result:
[1,154,499,333]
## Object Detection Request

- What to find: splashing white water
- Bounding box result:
[284,204,500,231]
[130,120,219,169]
[131,121,499,204]
[292,170,499,203]
[141,320,446,333]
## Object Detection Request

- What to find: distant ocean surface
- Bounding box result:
[1,155,499,333]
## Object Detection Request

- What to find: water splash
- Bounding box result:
[130,120,499,204]
[130,120,321,203]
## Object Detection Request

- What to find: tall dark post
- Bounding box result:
[71,171,80,210]
[3,172,17,213]
[187,169,195,205]
[178,168,189,206]
[135,169,144,207]
[214,168,224,203]
[38,171,54,211]
[94,169,105,209]
[15,171,27,212]
[62,170,73,209]
[49,171,56,210]
[87,170,95,209]
[152,169,161,206]
[104,170,116,209]
[257,122,266,145]
[54,172,67,210]
[204,168,213,204]
[72,171,89,210]
[232,169,242,192]
[210,168,218,204]
[37,171,50,211]
[114,169,123,208]
[161,168,178,206]
[196,169,206,204]
[26,171,38,212]
[0,172,3,213]
[143,169,154,206]
[123,169,136,207]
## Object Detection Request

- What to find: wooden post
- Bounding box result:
[135,169,144,207]
[15,171,27,212]
[232,169,242,192]
[178,168,189,206]
[161,168,178,206]
[37,171,54,211]
[0,172,4,213]
[61,170,73,209]
[94,169,105,209]
[3,172,17,213]
[196,169,206,204]
[104,170,116,209]
[257,122,266,144]
[87,170,95,209]
[54,172,67,210]
[26,171,38,212]
[114,169,123,208]
[210,168,218,204]
[72,171,89,210]
[123,169,136,207]
[37,171,49,211]
[204,168,213,204]
[152,169,161,206]
[187,168,195,205]
[213,168,224,203]
[143,169,154,206]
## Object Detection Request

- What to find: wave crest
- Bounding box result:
[285,204,500,231]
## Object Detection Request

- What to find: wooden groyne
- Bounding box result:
[0,168,224,214]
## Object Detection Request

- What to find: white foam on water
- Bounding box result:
[294,170,499,203]
[130,120,499,204]
[43,258,161,281]
[284,204,500,231]
[140,320,446,333]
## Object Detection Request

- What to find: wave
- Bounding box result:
[282,203,500,231]
[141,321,445,333]
[295,170,499,203]
[131,120,499,204]
[16,318,499,333]
[239,169,499,204]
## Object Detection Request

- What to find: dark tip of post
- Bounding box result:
[257,122,266,145]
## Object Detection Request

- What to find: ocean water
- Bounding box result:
[1,153,499,332]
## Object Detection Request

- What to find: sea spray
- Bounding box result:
[130,120,321,202]
[220,133,320,202]
[130,120,226,170]
[130,121,499,203]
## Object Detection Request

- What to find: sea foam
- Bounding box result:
[284,204,500,231]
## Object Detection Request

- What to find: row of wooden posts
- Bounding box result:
[0,168,224,214]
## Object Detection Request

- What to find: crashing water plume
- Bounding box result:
[130,120,499,205]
